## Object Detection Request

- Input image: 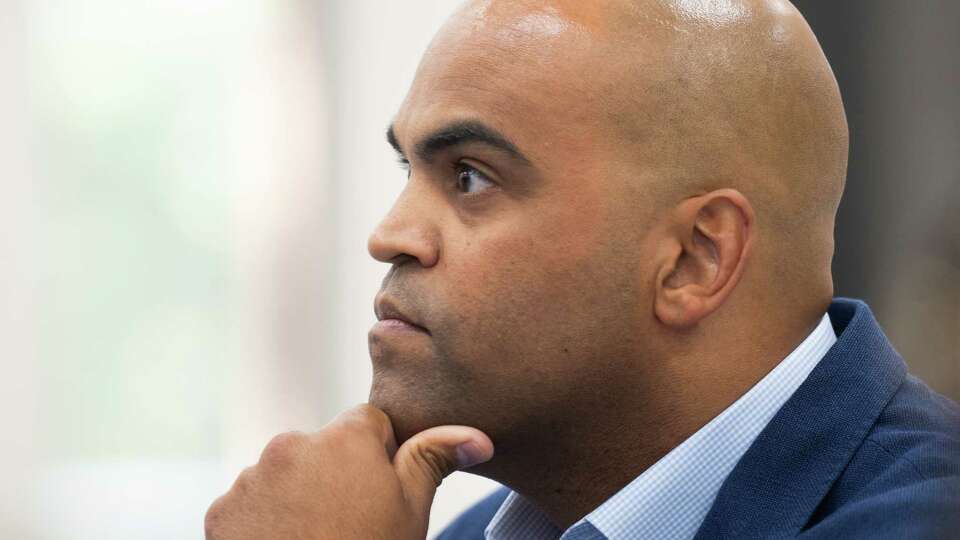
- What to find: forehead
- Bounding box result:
[391,2,617,168]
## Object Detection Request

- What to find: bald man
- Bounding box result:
[204,1,960,539]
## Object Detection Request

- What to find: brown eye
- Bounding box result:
[455,164,495,194]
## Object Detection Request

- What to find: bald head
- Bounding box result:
[609,0,848,256]
[417,0,847,295]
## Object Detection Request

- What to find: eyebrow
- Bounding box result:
[386,120,531,166]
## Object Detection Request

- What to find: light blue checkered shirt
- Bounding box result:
[484,313,837,540]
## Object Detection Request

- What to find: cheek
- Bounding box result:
[449,179,609,291]
[433,190,625,375]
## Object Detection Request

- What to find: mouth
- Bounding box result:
[373,296,430,335]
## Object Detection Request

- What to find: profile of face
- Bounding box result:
[366,0,846,464]
[366,3,662,453]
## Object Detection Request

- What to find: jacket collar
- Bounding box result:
[693,298,907,539]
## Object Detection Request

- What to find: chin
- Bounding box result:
[368,337,479,439]
[369,374,447,444]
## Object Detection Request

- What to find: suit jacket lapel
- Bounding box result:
[693,299,907,539]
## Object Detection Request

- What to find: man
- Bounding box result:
[205,0,960,538]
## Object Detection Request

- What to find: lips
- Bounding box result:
[374,295,430,334]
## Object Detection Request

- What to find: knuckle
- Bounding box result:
[204,496,228,539]
[356,404,391,429]
[335,404,393,442]
[328,420,367,443]
[234,465,256,490]
[413,445,452,487]
[259,431,306,467]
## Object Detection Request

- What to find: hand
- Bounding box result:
[204,404,494,540]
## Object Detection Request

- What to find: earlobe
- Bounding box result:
[654,189,754,328]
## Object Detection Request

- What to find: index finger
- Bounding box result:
[324,403,399,457]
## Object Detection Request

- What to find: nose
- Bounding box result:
[367,182,440,268]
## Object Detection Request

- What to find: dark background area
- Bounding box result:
[792,1,959,400]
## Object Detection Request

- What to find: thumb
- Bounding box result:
[393,425,494,512]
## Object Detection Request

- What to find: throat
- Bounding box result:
[472,411,702,530]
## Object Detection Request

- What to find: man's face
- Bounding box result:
[367,3,659,449]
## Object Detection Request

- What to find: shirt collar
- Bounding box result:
[485,313,837,540]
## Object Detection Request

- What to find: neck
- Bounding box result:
[469,310,826,529]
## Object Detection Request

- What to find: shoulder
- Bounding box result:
[434,487,511,540]
[867,374,960,479]
[802,375,960,538]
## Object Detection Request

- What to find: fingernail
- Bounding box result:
[455,441,488,469]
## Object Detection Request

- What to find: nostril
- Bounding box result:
[390,253,418,266]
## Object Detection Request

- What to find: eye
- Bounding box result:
[397,157,411,177]
[455,163,495,194]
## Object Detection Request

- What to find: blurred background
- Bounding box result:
[1,1,956,538]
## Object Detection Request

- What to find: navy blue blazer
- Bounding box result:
[437,299,960,539]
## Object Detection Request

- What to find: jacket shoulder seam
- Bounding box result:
[860,437,928,482]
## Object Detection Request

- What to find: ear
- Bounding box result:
[654,189,755,328]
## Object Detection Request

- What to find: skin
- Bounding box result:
[207,0,848,537]
[369,0,847,528]
[205,405,495,540]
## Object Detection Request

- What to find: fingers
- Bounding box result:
[326,403,399,457]
[392,425,494,513]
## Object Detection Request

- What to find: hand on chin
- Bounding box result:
[204,404,493,540]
